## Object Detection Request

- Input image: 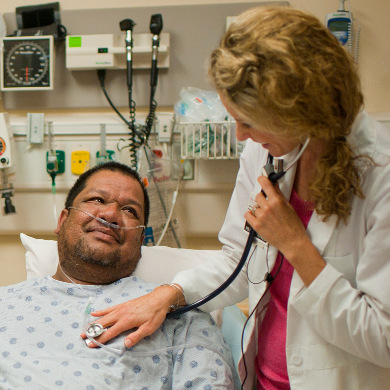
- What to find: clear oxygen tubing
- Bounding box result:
[68,206,146,231]
[155,169,183,246]
[142,145,182,248]
[166,138,310,318]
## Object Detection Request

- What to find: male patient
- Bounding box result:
[0,162,236,389]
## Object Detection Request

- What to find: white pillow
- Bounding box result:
[21,233,218,284]
[22,233,59,279]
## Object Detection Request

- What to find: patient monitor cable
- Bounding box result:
[166,139,310,318]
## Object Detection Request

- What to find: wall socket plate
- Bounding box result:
[27,113,45,144]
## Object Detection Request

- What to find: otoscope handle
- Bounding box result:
[120,19,135,90]
[150,14,163,88]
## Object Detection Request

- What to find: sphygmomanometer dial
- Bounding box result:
[1,36,54,91]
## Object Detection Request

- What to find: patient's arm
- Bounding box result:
[81,283,185,347]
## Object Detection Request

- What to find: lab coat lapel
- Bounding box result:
[307,212,338,255]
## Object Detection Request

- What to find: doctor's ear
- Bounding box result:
[54,209,69,234]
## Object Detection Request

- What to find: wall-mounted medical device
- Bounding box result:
[0,35,54,91]
[13,2,66,43]
[65,33,169,70]
[0,115,12,169]
[0,2,65,92]
[326,0,360,63]
[0,113,16,214]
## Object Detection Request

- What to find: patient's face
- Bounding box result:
[55,170,146,284]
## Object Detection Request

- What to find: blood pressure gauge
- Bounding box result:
[0,36,54,91]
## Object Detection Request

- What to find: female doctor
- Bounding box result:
[87,6,390,389]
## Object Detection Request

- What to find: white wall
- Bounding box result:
[0,0,388,113]
[0,0,389,286]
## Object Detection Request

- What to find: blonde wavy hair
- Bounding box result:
[209,6,366,222]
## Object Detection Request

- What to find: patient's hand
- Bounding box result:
[80,284,179,348]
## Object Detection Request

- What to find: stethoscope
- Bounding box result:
[166,138,310,318]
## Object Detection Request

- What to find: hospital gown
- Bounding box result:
[0,276,237,389]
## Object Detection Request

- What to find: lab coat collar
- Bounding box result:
[276,143,302,201]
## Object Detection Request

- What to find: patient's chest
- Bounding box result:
[0,276,234,389]
[0,277,175,389]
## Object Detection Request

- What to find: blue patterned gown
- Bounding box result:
[0,276,237,389]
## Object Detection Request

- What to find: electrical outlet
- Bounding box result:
[156,113,175,143]
[158,122,173,143]
[27,113,45,144]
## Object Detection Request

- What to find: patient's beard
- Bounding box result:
[69,237,122,268]
[57,233,139,284]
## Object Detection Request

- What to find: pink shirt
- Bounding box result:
[256,189,313,389]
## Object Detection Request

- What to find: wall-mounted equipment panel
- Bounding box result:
[2,2,289,109]
[66,33,169,70]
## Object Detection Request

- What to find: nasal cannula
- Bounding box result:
[68,206,146,230]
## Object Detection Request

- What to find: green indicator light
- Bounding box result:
[68,36,82,48]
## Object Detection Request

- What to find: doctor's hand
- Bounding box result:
[244,176,326,285]
[245,176,307,254]
[80,284,180,348]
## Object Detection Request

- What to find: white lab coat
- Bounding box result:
[173,111,390,389]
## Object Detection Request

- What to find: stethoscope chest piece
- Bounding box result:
[86,323,105,338]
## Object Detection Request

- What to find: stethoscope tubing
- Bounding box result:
[166,228,257,318]
[165,141,310,318]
